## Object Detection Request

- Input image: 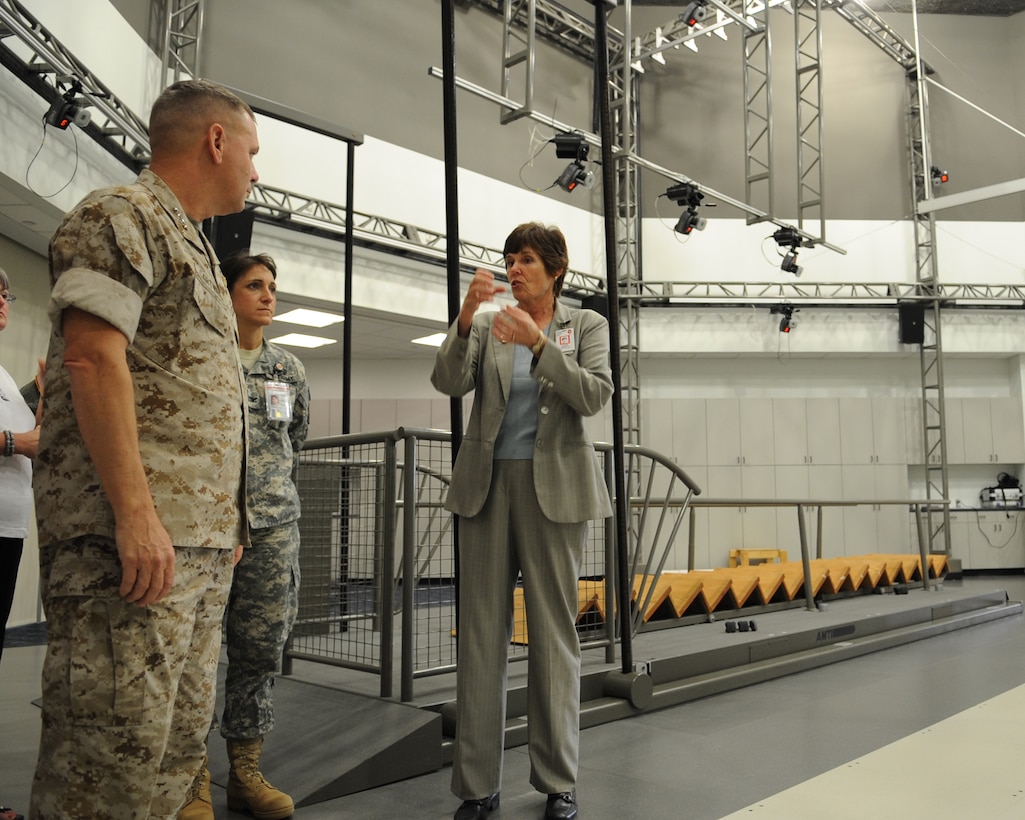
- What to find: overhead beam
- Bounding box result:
[916,177,1025,215]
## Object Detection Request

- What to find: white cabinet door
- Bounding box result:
[772,399,807,466]
[705,464,744,568]
[961,397,995,463]
[775,465,843,558]
[960,398,1025,464]
[990,398,1025,463]
[642,398,674,452]
[841,464,876,556]
[740,464,777,548]
[807,398,842,465]
[671,398,708,471]
[706,399,741,466]
[874,464,910,552]
[741,398,775,465]
[873,399,907,464]
[944,510,971,568]
[704,464,779,566]
[967,510,1025,569]
[840,400,874,465]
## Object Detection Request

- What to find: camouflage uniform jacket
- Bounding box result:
[244,341,309,529]
[35,169,248,550]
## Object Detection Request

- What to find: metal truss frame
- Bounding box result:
[611,3,643,447]
[620,280,1025,305]
[742,0,774,223]
[0,0,151,168]
[794,0,826,242]
[907,13,950,557]
[161,0,204,83]
[246,183,608,297]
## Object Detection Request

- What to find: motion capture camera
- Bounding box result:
[44,79,92,130]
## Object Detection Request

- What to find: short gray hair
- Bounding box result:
[0,265,9,291]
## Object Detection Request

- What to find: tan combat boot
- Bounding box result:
[226,737,294,820]
[177,758,213,820]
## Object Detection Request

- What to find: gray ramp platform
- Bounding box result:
[208,677,442,808]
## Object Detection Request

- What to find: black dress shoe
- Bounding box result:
[545,790,577,819]
[454,792,500,820]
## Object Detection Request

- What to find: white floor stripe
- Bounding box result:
[720,683,1025,819]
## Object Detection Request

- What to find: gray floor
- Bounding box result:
[4,573,1025,819]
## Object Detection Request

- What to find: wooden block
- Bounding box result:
[845,559,870,591]
[633,575,673,622]
[708,568,759,608]
[695,572,732,611]
[728,548,788,567]
[661,573,705,616]
[815,559,850,594]
[775,563,808,600]
[864,559,887,589]
[578,580,607,621]
[511,587,528,645]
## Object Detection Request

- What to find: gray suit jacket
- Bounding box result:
[431,302,613,524]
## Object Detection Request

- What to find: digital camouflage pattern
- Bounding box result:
[220,341,308,739]
[243,342,309,529]
[35,169,247,551]
[31,537,234,819]
[221,520,301,739]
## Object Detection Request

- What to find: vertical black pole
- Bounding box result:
[339,142,357,634]
[593,3,633,673]
[441,0,464,652]
[342,142,356,434]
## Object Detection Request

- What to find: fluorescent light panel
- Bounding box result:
[271,332,337,349]
[412,333,447,348]
[276,307,344,327]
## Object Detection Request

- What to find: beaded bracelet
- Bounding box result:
[2,429,14,457]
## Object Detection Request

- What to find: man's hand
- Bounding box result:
[115,509,176,606]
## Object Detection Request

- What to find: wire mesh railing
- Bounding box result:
[285,428,700,701]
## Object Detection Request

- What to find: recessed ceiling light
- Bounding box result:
[270,332,337,349]
[276,307,344,327]
[412,333,447,348]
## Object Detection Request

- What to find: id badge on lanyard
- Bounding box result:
[265,381,292,422]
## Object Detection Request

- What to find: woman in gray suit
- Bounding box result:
[432,222,613,820]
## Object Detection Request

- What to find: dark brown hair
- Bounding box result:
[221,249,277,292]
[503,222,568,302]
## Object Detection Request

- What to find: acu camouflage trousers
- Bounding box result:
[220,520,300,740]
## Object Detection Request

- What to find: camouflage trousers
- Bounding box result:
[220,520,300,740]
[30,536,234,820]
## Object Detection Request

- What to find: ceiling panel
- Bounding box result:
[862,0,1025,13]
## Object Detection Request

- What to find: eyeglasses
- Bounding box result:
[0,291,15,304]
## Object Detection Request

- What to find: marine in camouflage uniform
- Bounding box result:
[30,79,256,820]
[222,341,309,741]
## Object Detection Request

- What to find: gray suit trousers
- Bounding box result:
[451,459,586,799]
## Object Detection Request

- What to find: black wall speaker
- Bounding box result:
[204,209,255,261]
[580,293,609,319]
[898,303,925,344]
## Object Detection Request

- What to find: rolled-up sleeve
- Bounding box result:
[48,200,155,342]
[48,269,143,342]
